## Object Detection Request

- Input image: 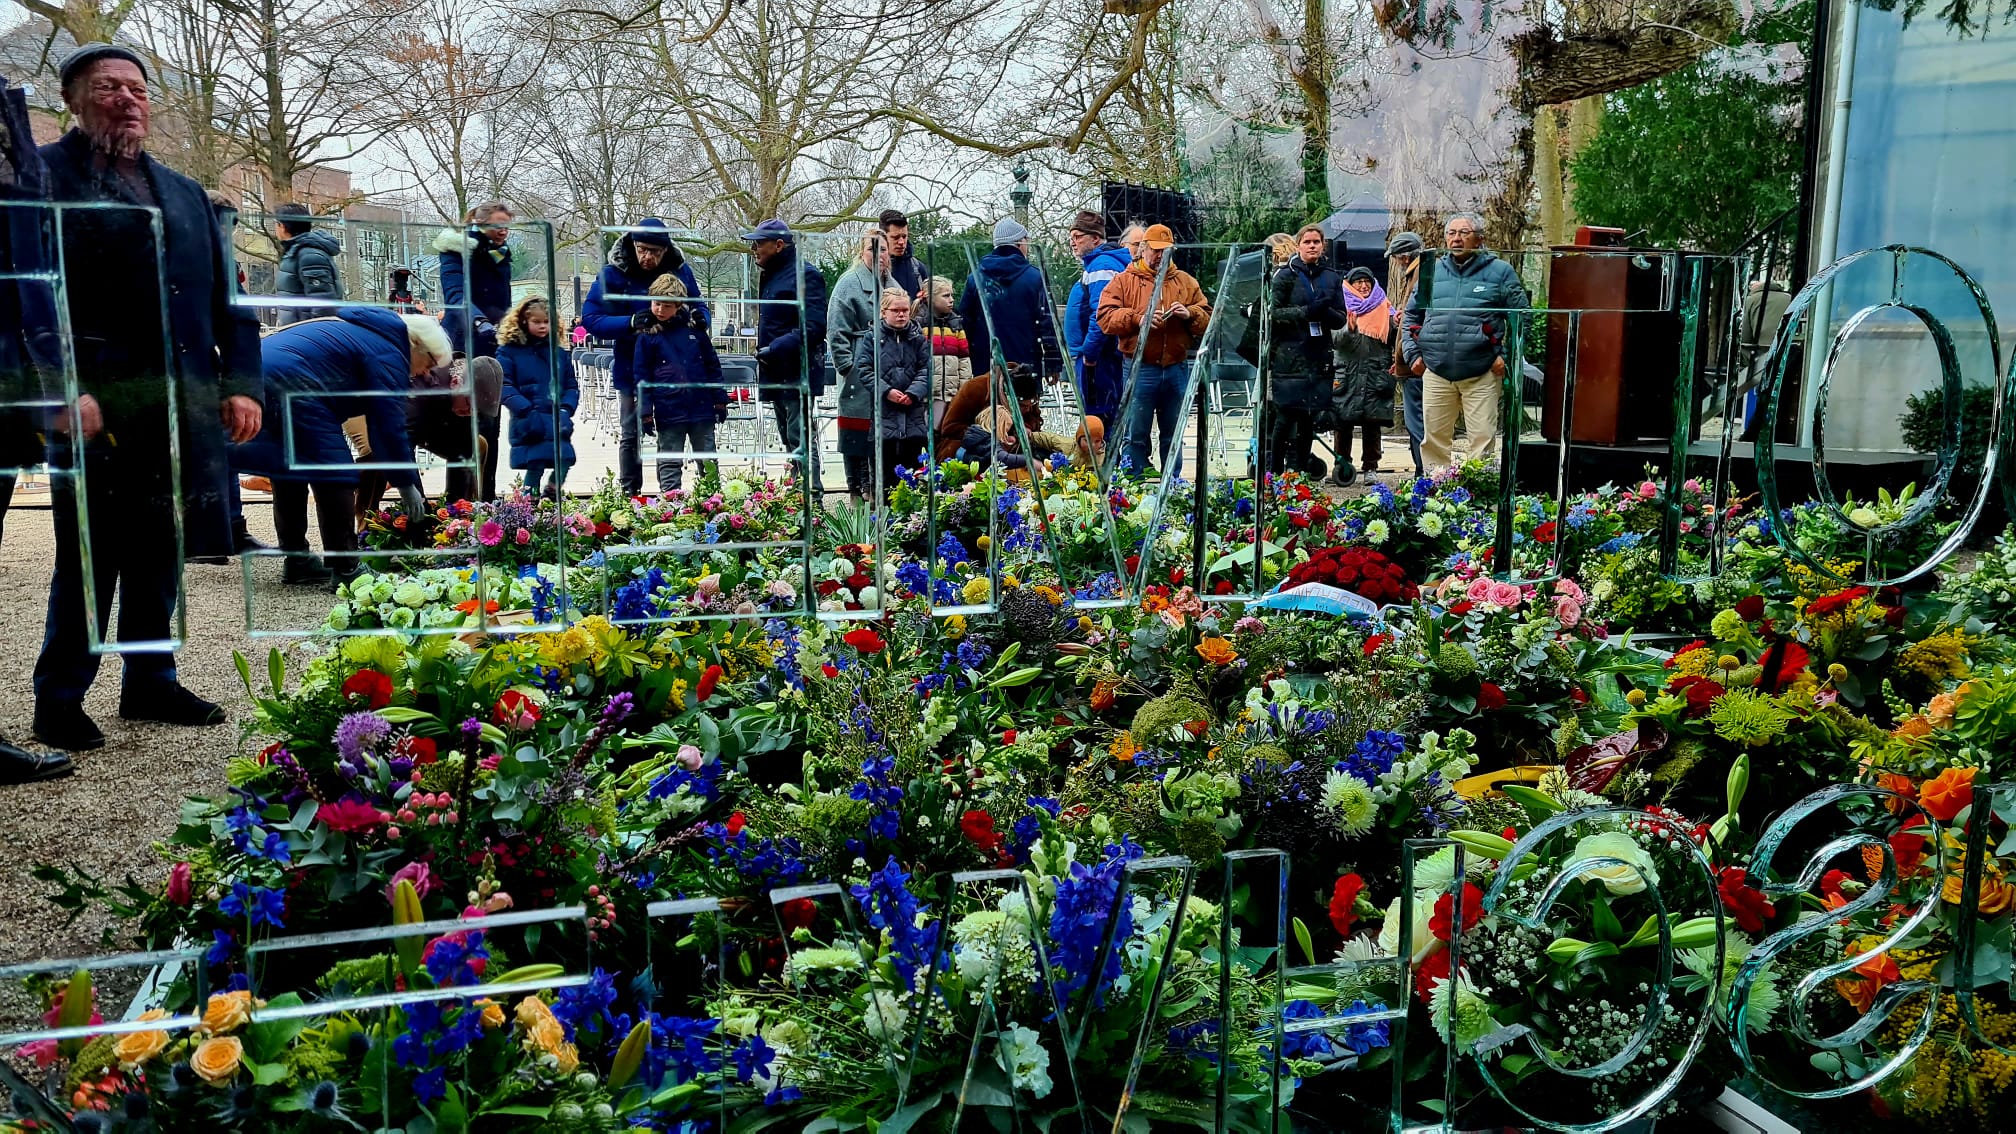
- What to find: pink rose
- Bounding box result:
[1464,577,1495,603]
[1637,481,1659,500]
[514,527,531,545]
[677,744,704,770]
[386,860,438,906]
[1552,578,1586,604]
[1484,581,1524,608]
[729,514,747,529]
[1554,596,1582,628]
[478,521,504,547]
[1683,478,1702,494]
[167,861,193,907]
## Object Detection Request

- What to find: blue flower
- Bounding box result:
[1048,838,1146,1008]
[421,930,488,988]
[894,561,931,599]
[206,929,236,965]
[412,1066,446,1105]
[935,533,968,567]
[731,1034,776,1084]
[219,882,286,929]
[553,967,620,1041]
[1597,531,1644,554]
[1337,1000,1393,1054]
[1337,729,1406,783]
[849,857,940,990]
[1368,482,1398,512]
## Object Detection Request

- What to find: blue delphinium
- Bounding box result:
[420,930,488,987]
[219,882,286,929]
[1337,729,1406,783]
[553,967,620,1042]
[850,857,940,990]
[850,754,904,840]
[1048,837,1146,1008]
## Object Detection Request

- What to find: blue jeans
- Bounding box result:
[1401,374,1425,477]
[1122,361,1190,478]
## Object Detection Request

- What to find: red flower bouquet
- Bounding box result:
[1284,546,1420,605]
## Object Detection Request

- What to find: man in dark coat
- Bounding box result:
[956,217,1063,400]
[273,201,343,323]
[29,43,265,753]
[878,208,930,301]
[1401,212,1527,471]
[578,217,704,495]
[434,201,513,497]
[743,219,827,489]
[1265,225,1345,477]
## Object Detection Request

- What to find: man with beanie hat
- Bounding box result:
[580,216,704,495]
[1063,209,1129,425]
[29,42,265,752]
[1385,231,1427,477]
[955,216,1062,401]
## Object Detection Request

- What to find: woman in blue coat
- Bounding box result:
[497,295,578,496]
[236,307,445,586]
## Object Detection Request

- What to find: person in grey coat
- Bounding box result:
[273,201,342,323]
[1401,212,1527,470]
[854,286,931,493]
[827,230,893,500]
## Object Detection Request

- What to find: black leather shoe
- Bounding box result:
[0,737,74,784]
[119,684,227,727]
[233,520,270,554]
[282,556,335,587]
[33,703,105,752]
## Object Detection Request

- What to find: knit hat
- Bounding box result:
[1070,210,1106,239]
[647,273,688,298]
[1345,266,1377,284]
[631,218,672,248]
[1385,232,1424,258]
[59,43,150,90]
[992,217,1029,247]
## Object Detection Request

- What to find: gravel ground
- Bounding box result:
[0,493,331,1029]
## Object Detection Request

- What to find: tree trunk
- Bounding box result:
[1561,95,1605,232]
[1535,105,1566,248]
[1297,0,1332,220]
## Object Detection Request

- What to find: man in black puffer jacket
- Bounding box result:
[273,202,343,324]
[1401,212,1526,471]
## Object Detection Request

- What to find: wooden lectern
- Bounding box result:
[1541,227,1681,446]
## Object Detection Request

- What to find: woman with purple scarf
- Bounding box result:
[1329,266,1397,486]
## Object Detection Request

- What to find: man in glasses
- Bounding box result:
[1402,212,1526,471]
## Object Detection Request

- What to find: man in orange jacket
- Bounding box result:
[1095,224,1210,477]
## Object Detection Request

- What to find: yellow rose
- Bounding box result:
[478,999,505,1029]
[515,995,555,1031]
[113,1009,171,1067]
[201,990,256,1036]
[191,1036,243,1085]
[550,1041,580,1076]
[528,1015,567,1055]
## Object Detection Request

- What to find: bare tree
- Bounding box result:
[15,1,141,49]
[128,0,242,188]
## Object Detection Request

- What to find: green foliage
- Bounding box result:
[1900,383,1995,481]
[1190,128,1303,246]
[1570,52,1803,251]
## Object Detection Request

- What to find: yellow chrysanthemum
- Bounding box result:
[961,576,993,605]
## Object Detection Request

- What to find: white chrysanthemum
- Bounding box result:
[1419,513,1444,538]
[1365,519,1390,545]
[1319,771,1378,837]
[862,990,909,1043]
[1426,973,1499,1047]
[781,946,863,984]
[997,1023,1054,1098]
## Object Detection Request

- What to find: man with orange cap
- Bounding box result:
[1095,224,1210,477]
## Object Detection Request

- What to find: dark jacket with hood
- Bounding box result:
[37,127,263,558]
[1401,249,1527,381]
[498,300,579,471]
[633,313,726,426]
[956,246,1062,395]
[855,320,931,440]
[754,243,828,400]
[241,306,417,489]
[276,227,343,323]
[434,224,514,356]
[580,226,704,392]
[1268,258,1346,411]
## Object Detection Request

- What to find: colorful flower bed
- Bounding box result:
[16,460,2016,1132]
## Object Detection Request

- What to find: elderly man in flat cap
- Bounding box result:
[24,43,264,754]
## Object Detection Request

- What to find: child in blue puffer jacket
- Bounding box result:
[498,295,579,497]
[632,275,726,493]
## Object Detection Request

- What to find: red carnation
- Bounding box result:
[342,669,394,709]
[1430,881,1485,941]
[1329,873,1366,937]
[696,664,723,703]
[1170,567,1186,587]
[960,810,1003,852]
[726,811,747,837]
[815,579,841,597]
[778,897,818,931]
[594,521,615,537]
[1476,681,1507,711]
[1759,639,1811,693]
[1532,520,1557,544]
[1212,579,1234,595]
[1717,867,1775,934]
[1412,946,1453,1001]
[1667,675,1726,716]
[843,626,886,654]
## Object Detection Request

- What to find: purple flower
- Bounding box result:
[333,711,392,769]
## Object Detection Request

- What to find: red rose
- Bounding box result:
[1667,675,1726,716]
[814,579,841,597]
[1430,881,1485,941]
[696,664,723,703]
[1362,633,1392,657]
[1532,520,1557,544]
[1820,869,1853,903]
[1310,505,1330,524]
[1329,873,1366,937]
[778,897,818,930]
[1002,729,1018,745]
[845,572,872,592]
[1125,555,1140,574]
[593,521,615,537]
[1717,867,1775,934]
[342,669,394,709]
[1212,579,1234,595]
[843,627,886,654]
[492,689,541,730]
[1884,604,1906,628]
[1734,594,1765,622]
[960,810,1003,851]
[726,811,747,837]
[1290,513,1311,528]
[1569,686,1589,705]
[1476,682,1507,711]
[1170,567,1186,587]
[1412,945,1453,1001]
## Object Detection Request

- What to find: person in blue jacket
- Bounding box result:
[578,217,704,495]
[433,201,515,498]
[1061,209,1129,425]
[497,295,578,497]
[633,274,727,494]
[235,307,444,587]
[742,219,827,489]
[956,217,1063,402]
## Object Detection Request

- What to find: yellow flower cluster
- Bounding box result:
[1880,951,2016,1123]
[1898,628,1975,684]
[1668,646,1714,679]
[515,995,580,1075]
[1786,557,1865,599]
[1109,730,1138,763]
[717,634,777,682]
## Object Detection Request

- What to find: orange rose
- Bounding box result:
[515,994,555,1031]
[201,990,256,1036]
[527,1014,566,1054]
[1195,637,1238,666]
[1877,772,1917,815]
[1919,766,1977,822]
[550,1041,580,1075]
[478,999,505,1029]
[1941,870,2016,914]
[113,1009,171,1067]
[1927,691,1960,728]
[190,1036,243,1085]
